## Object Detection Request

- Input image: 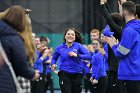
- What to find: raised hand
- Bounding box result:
[41,48,50,60]
[118,0,127,5]
[107,36,119,48]
[24,9,32,15]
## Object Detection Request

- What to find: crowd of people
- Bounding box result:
[0,0,140,93]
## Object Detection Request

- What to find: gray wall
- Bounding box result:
[10,0,83,33]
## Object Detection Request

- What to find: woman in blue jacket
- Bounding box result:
[90,39,107,93]
[51,28,90,93]
[32,45,49,93]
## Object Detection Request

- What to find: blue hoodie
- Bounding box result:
[91,51,106,80]
[51,42,90,74]
[34,51,49,73]
[112,19,140,80]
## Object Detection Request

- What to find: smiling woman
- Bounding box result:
[50,28,90,93]
[63,28,83,44]
[65,29,75,44]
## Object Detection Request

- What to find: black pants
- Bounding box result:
[92,76,107,93]
[44,72,54,93]
[58,71,82,93]
[84,73,93,93]
[122,80,140,93]
[31,74,45,93]
[106,71,125,93]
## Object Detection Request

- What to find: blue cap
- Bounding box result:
[103,25,114,37]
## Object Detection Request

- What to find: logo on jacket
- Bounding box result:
[72,49,78,53]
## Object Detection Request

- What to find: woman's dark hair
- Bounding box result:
[63,28,83,44]
[111,13,123,27]
[2,5,26,32]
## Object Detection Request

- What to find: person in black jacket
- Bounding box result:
[0,5,39,93]
[100,0,125,93]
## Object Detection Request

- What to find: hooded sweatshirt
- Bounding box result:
[112,19,140,80]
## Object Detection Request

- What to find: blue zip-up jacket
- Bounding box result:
[91,51,106,80]
[51,42,90,74]
[36,50,42,59]
[34,51,49,73]
[112,19,140,80]
[103,43,109,71]
[82,60,90,75]
[45,57,52,75]
[46,65,51,74]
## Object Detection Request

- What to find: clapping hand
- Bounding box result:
[107,36,119,48]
